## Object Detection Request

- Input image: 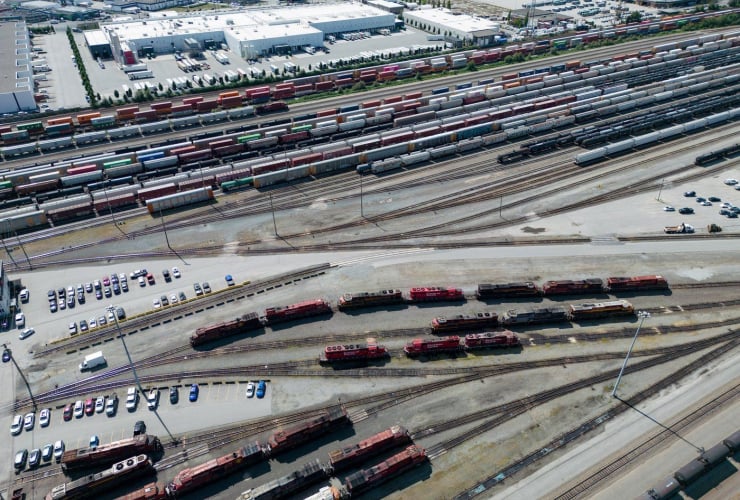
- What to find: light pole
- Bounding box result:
[612,310,650,398]
[107,305,177,443]
[159,208,187,265]
[2,343,37,412]
[359,174,364,218]
[2,219,18,268]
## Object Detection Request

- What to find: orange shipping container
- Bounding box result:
[47,116,74,126]
[77,112,101,125]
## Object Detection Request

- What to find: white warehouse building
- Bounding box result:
[0,21,38,114]
[100,3,396,62]
[402,8,501,45]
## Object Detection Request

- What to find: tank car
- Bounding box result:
[476,282,541,299]
[404,336,462,356]
[344,445,427,495]
[567,300,635,320]
[267,407,348,455]
[541,278,604,295]
[337,289,404,310]
[605,275,669,292]
[320,343,389,363]
[501,307,569,325]
[189,312,261,347]
[464,330,520,349]
[261,299,332,325]
[408,287,464,302]
[431,312,498,332]
[636,476,681,500]
[46,455,153,500]
[329,426,411,471]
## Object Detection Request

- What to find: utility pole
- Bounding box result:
[269,193,278,236]
[612,311,650,398]
[360,174,364,218]
[656,178,665,202]
[2,219,17,268]
[159,208,187,265]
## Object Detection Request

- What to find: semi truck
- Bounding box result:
[79,351,106,371]
[664,223,695,234]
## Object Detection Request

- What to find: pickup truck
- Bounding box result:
[664,223,695,234]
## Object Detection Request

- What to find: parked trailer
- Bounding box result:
[146,187,214,213]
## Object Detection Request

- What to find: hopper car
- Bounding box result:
[189,312,262,347]
[337,289,404,310]
[46,454,154,500]
[321,343,390,363]
[431,311,498,332]
[61,434,162,472]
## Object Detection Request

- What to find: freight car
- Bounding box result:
[409,287,464,302]
[337,289,404,310]
[541,278,604,295]
[46,455,154,500]
[605,275,669,292]
[237,459,331,500]
[404,336,462,356]
[568,300,635,320]
[260,299,332,325]
[431,312,498,332]
[61,434,162,472]
[501,307,569,325]
[344,445,427,495]
[190,312,262,347]
[145,187,214,214]
[267,406,349,455]
[165,443,264,498]
[329,426,411,471]
[320,342,389,363]
[476,282,541,298]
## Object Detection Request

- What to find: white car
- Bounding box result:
[95,396,106,413]
[15,312,25,328]
[138,276,146,287]
[73,400,84,418]
[170,294,178,304]
[39,408,51,427]
[10,415,23,435]
[126,387,138,411]
[246,382,255,398]
[19,288,29,302]
[701,201,712,206]
[148,388,159,410]
[19,327,35,340]
[724,178,738,185]
[89,317,97,329]
[23,412,35,431]
[153,298,161,309]
[172,267,181,278]
[662,206,675,212]
[53,440,65,461]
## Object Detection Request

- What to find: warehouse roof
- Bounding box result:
[0,23,26,93]
[404,8,501,34]
[84,30,109,46]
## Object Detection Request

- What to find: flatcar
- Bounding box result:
[189,312,262,347]
[605,275,669,292]
[261,299,332,325]
[329,426,411,471]
[409,287,464,302]
[404,336,462,356]
[541,278,604,295]
[267,406,349,455]
[464,330,520,349]
[320,342,389,363]
[568,300,635,320]
[46,455,153,500]
[501,307,569,325]
[476,282,541,298]
[237,459,331,500]
[431,311,498,332]
[165,443,264,498]
[61,434,162,472]
[344,445,427,495]
[337,289,404,310]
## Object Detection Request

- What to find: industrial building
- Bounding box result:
[402,7,501,46]
[98,3,397,64]
[0,21,38,114]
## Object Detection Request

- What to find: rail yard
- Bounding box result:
[2,14,740,500]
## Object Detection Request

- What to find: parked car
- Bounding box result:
[146,273,155,285]
[89,435,99,448]
[678,207,694,214]
[225,275,235,286]
[106,393,118,416]
[63,404,73,421]
[160,295,169,307]
[138,277,146,287]
[10,414,23,435]
[79,319,88,332]
[169,386,179,404]
[193,283,203,295]
[162,269,171,282]
[724,178,738,185]
[246,382,255,398]
[53,440,65,461]
[41,443,53,462]
[179,291,187,302]
[28,448,41,468]
[19,288,29,302]
[14,449,28,471]
[84,398,94,416]
[73,400,84,418]
[39,408,51,427]
[189,383,199,402]
[202,282,212,293]
[95,396,106,413]
[256,380,266,399]
[147,388,159,410]
[14,312,25,328]
[19,327,35,340]
[172,267,181,278]
[126,387,138,411]
[23,412,35,431]
[133,420,146,436]
[662,206,675,212]
[708,196,722,202]
[69,322,78,334]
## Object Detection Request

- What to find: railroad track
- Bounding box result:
[451,338,739,499]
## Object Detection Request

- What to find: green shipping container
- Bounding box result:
[291,124,313,132]
[103,158,133,169]
[221,177,252,192]
[0,180,13,189]
[237,134,261,144]
[18,122,44,132]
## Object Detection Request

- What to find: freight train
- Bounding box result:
[60,434,162,472]
[638,429,739,500]
[46,455,153,500]
[404,331,521,356]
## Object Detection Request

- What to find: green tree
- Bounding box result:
[626,11,642,23]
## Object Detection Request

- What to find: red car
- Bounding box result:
[146,273,155,285]
[84,398,95,416]
[63,404,73,421]
[102,276,111,286]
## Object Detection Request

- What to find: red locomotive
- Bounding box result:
[568,300,635,320]
[464,331,520,349]
[189,312,261,347]
[344,445,428,494]
[606,275,669,292]
[46,454,154,500]
[321,342,389,363]
[61,434,162,472]
[261,299,332,325]
[541,278,604,295]
[120,482,166,500]
[267,406,349,454]
[329,426,411,471]
[431,312,498,332]
[409,287,464,302]
[337,289,404,310]
[165,443,264,497]
[404,336,462,356]
[476,282,541,298]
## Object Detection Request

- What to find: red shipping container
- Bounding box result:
[315,81,334,91]
[182,96,204,106]
[170,145,196,156]
[381,131,414,146]
[403,92,422,100]
[323,146,352,159]
[197,100,219,112]
[275,82,295,90]
[316,108,337,117]
[219,96,243,109]
[294,84,314,94]
[94,193,136,212]
[150,101,172,110]
[209,138,235,149]
[383,95,403,105]
[361,100,381,109]
[137,183,177,202]
[134,110,158,121]
[213,144,245,157]
[116,106,140,118]
[252,159,289,175]
[245,86,270,98]
[273,88,295,99]
[290,152,322,167]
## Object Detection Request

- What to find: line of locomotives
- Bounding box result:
[189,275,668,350]
[637,429,740,500]
[46,407,428,499]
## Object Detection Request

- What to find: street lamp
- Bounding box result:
[2,343,37,412]
[612,310,650,398]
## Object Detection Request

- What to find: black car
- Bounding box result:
[727,212,738,218]
[169,386,179,404]
[162,269,172,282]
[695,197,706,203]
[678,207,694,214]
[116,307,126,320]
[96,289,103,300]
[708,196,721,202]
[77,292,85,304]
[683,191,696,197]
[47,289,56,300]
[133,420,147,436]
[113,283,121,295]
